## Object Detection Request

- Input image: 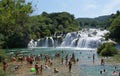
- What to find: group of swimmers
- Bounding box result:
[99,67,120,76]
[2,50,120,76]
[2,51,79,75]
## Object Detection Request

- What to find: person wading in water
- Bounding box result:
[68,61,72,72]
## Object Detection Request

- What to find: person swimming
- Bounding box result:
[112,71,117,76]
[54,68,59,73]
[100,70,103,74]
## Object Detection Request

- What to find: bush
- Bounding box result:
[0,56,5,62]
[0,70,8,76]
[97,43,105,54]
[0,49,10,62]
[97,42,118,56]
[0,49,5,62]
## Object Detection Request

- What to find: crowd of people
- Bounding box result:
[1,50,120,76]
[2,51,79,75]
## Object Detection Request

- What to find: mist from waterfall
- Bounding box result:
[28,28,109,49]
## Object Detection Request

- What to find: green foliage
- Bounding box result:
[0,49,9,76]
[97,43,105,54]
[0,0,32,48]
[76,15,110,28]
[0,34,5,48]
[0,49,6,62]
[0,0,79,49]
[97,42,118,56]
[0,70,8,76]
[29,12,79,38]
[109,15,120,42]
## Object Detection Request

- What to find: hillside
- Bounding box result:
[95,15,110,23]
[76,15,110,28]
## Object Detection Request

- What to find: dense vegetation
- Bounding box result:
[0,0,33,48]
[96,11,120,56]
[0,0,79,49]
[97,42,118,56]
[29,12,79,38]
[0,49,10,76]
[0,49,6,62]
[108,11,120,43]
[99,11,120,43]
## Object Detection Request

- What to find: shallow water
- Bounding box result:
[7,47,120,76]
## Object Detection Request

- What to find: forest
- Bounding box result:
[0,0,120,49]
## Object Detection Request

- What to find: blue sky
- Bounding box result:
[26,0,120,18]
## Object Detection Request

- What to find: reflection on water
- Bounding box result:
[7,47,120,76]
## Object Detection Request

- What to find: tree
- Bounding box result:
[97,42,118,56]
[109,15,120,42]
[29,12,79,38]
[0,0,80,48]
[0,0,33,48]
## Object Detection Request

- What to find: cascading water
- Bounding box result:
[61,32,77,47]
[28,28,109,49]
[28,39,37,48]
[70,38,78,47]
[50,37,54,47]
[76,37,101,48]
[45,37,48,47]
[60,28,108,48]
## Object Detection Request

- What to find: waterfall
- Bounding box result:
[76,37,101,48]
[28,39,37,48]
[45,37,48,47]
[28,28,109,49]
[77,38,86,48]
[70,38,78,47]
[60,28,108,48]
[50,37,54,47]
[61,32,77,47]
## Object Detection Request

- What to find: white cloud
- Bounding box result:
[83,4,97,12]
[102,0,120,15]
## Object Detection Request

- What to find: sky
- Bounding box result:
[26,0,120,18]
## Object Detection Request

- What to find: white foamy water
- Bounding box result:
[28,28,109,49]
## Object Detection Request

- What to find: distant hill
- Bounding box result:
[76,18,96,23]
[76,15,110,28]
[95,15,110,23]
